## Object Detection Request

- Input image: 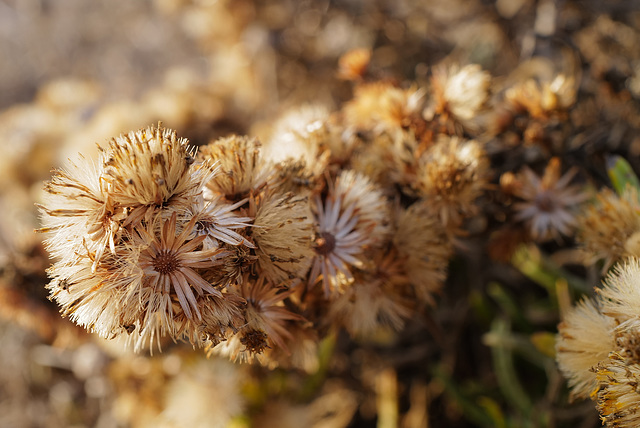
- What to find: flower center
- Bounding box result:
[152,250,180,274]
[314,231,336,256]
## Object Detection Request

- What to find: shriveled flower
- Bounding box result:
[393,200,453,304]
[511,157,587,241]
[328,248,412,338]
[262,105,332,189]
[504,75,577,119]
[596,258,640,324]
[134,212,224,322]
[38,155,124,271]
[212,275,304,364]
[342,81,426,138]
[593,351,640,427]
[555,297,616,399]
[430,63,491,129]
[199,135,272,202]
[100,124,214,226]
[415,136,490,226]
[249,190,314,284]
[309,170,390,296]
[577,186,640,270]
[188,195,254,250]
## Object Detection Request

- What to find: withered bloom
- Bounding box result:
[512,158,587,241]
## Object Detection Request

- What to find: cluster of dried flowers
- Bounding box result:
[557,257,640,427]
[39,49,541,366]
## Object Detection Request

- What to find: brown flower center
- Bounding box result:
[535,191,556,212]
[314,231,336,256]
[240,329,268,354]
[152,250,180,274]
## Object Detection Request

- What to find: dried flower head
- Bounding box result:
[416,136,490,226]
[343,81,426,137]
[393,201,453,304]
[328,249,412,338]
[593,351,640,428]
[511,158,587,241]
[430,63,491,129]
[249,190,314,284]
[555,298,616,399]
[309,170,391,296]
[38,155,124,271]
[504,75,577,119]
[577,187,640,270]
[100,124,213,225]
[212,275,303,364]
[189,195,254,249]
[199,135,272,201]
[596,258,640,324]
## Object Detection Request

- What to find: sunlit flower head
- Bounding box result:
[100,124,214,225]
[596,258,640,324]
[249,190,314,284]
[431,63,491,128]
[199,135,272,202]
[188,195,254,250]
[555,297,616,399]
[309,170,391,296]
[416,136,490,226]
[511,158,587,241]
[577,186,640,270]
[212,275,303,364]
[593,351,640,428]
[38,155,124,271]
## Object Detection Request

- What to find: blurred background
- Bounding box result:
[0,0,639,427]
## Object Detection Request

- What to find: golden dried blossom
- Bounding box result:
[504,75,577,119]
[212,275,303,364]
[596,258,640,324]
[328,249,412,338]
[38,155,124,271]
[430,63,491,129]
[393,201,453,304]
[199,135,272,201]
[593,351,640,428]
[309,170,391,296]
[512,158,587,241]
[416,136,490,226]
[577,187,640,270]
[250,190,315,284]
[343,81,426,136]
[555,298,616,399]
[100,124,213,225]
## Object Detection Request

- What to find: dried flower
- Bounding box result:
[511,158,587,241]
[555,298,616,399]
[199,135,272,201]
[100,124,213,225]
[189,195,254,249]
[328,249,412,338]
[430,63,491,129]
[596,258,640,323]
[212,275,303,364]
[309,170,390,296]
[593,351,640,428]
[250,190,314,284]
[415,136,490,226]
[393,201,453,303]
[577,187,640,270]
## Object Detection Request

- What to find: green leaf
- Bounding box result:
[607,155,640,195]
